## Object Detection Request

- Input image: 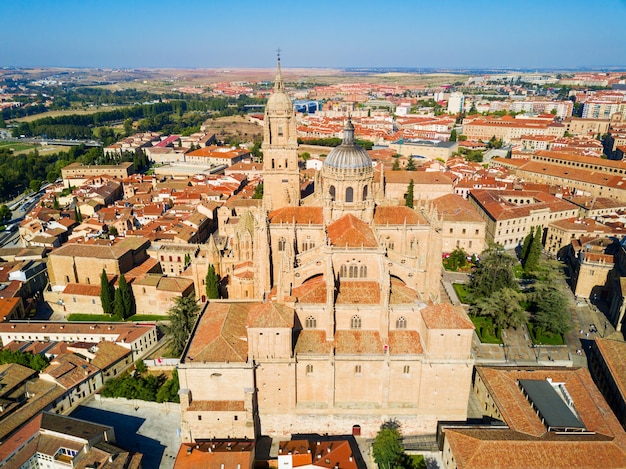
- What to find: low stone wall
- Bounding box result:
[93,395,181,413]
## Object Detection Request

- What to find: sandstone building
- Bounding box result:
[178,58,474,441]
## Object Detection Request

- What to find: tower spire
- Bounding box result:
[275,48,284,92]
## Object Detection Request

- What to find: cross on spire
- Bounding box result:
[274,47,284,92]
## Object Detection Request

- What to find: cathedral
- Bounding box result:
[177,58,474,440]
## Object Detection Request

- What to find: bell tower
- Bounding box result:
[262,51,300,211]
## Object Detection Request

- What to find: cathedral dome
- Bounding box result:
[323,119,373,171]
[266,91,293,114]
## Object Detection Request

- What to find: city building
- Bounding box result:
[177,59,475,441]
[438,366,626,469]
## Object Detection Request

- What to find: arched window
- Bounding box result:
[355,365,362,375]
[351,315,362,329]
[349,265,358,278]
[346,187,353,203]
[363,185,368,201]
[396,316,407,329]
[329,185,336,201]
[278,124,284,137]
[306,364,314,374]
[340,265,347,277]
[271,159,275,169]
[306,316,316,328]
[403,365,410,375]
[359,266,367,278]
[278,238,286,251]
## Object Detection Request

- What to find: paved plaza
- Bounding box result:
[71,397,181,469]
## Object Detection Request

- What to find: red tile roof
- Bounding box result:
[327,214,378,248]
[269,206,324,225]
[373,206,427,225]
[421,303,474,329]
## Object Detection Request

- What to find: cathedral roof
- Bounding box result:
[373,206,427,225]
[327,214,378,248]
[420,303,474,330]
[247,302,294,328]
[388,330,424,354]
[292,276,326,303]
[334,330,383,354]
[323,119,373,171]
[295,330,333,354]
[268,206,323,224]
[184,303,250,363]
[336,281,381,304]
[389,278,418,304]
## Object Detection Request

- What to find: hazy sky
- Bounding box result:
[3,0,626,69]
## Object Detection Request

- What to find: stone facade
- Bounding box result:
[178,59,474,442]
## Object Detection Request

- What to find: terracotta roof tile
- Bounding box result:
[336,281,380,304]
[246,302,294,328]
[184,303,250,363]
[292,276,327,304]
[388,330,423,354]
[421,303,474,329]
[294,330,332,354]
[373,206,427,225]
[327,214,378,248]
[334,330,382,354]
[268,206,324,224]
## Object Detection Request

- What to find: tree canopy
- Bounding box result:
[372,421,405,469]
[404,180,414,208]
[165,294,201,357]
[100,269,114,315]
[205,264,220,300]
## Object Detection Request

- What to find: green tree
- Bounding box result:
[113,273,134,320]
[524,226,542,273]
[468,244,518,300]
[74,206,83,223]
[405,156,416,171]
[392,159,401,171]
[0,205,11,223]
[135,359,147,374]
[29,179,41,192]
[447,248,468,270]
[252,183,263,200]
[205,264,220,299]
[123,118,133,136]
[100,269,114,315]
[449,128,457,142]
[52,196,60,211]
[156,368,180,403]
[533,288,571,335]
[404,180,414,208]
[472,287,527,329]
[113,287,125,319]
[372,420,405,469]
[165,294,201,357]
[520,230,533,266]
[300,151,311,161]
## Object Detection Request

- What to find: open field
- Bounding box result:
[203,115,263,142]
[11,105,125,123]
[0,141,36,152]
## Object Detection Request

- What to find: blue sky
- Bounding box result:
[2,0,626,69]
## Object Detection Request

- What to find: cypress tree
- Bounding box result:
[404,179,414,208]
[205,264,220,300]
[113,287,124,319]
[117,273,134,319]
[100,269,114,315]
[406,156,416,171]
